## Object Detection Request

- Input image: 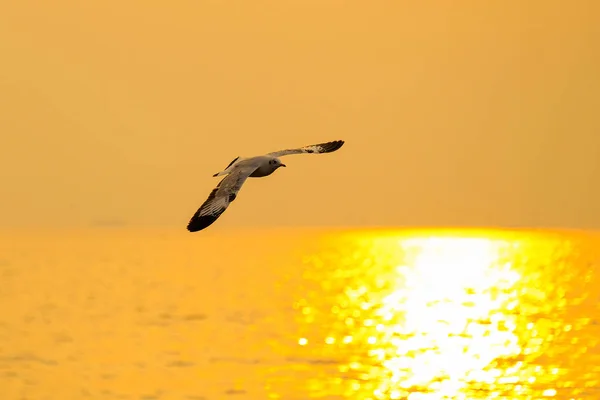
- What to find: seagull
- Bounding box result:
[186,140,345,232]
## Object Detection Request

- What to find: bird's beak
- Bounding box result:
[281,164,286,167]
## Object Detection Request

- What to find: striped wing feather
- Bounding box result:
[268,140,344,157]
[187,165,258,232]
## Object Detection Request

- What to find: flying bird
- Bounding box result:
[186,140,345,232]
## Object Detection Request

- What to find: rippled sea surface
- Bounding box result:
[1,228,600,399]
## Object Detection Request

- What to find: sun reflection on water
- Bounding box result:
[366,237,522,399]
[286,230,599,399]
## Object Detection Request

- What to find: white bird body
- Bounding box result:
[213,155,282,178]
[187,140,344,232]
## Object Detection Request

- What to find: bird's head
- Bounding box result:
[268,158,286,170]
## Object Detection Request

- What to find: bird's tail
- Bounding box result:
[213,156,241,177]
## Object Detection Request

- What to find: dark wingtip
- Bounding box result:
[187,214,219,232]
[322,140,344,153]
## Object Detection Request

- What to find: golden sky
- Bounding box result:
[1,1,599,229]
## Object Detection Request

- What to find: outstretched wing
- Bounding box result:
[268,140,344,157]
[187,164,259,232]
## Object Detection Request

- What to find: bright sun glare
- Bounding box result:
[295,232,535,399]
[366,236,523,399]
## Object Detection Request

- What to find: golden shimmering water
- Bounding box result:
[1,228,599,399]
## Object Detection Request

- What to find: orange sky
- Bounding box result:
[1,1,599,230]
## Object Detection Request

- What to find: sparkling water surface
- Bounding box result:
[1,228,599,399]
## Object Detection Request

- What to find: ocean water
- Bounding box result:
[1,227,600,400]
